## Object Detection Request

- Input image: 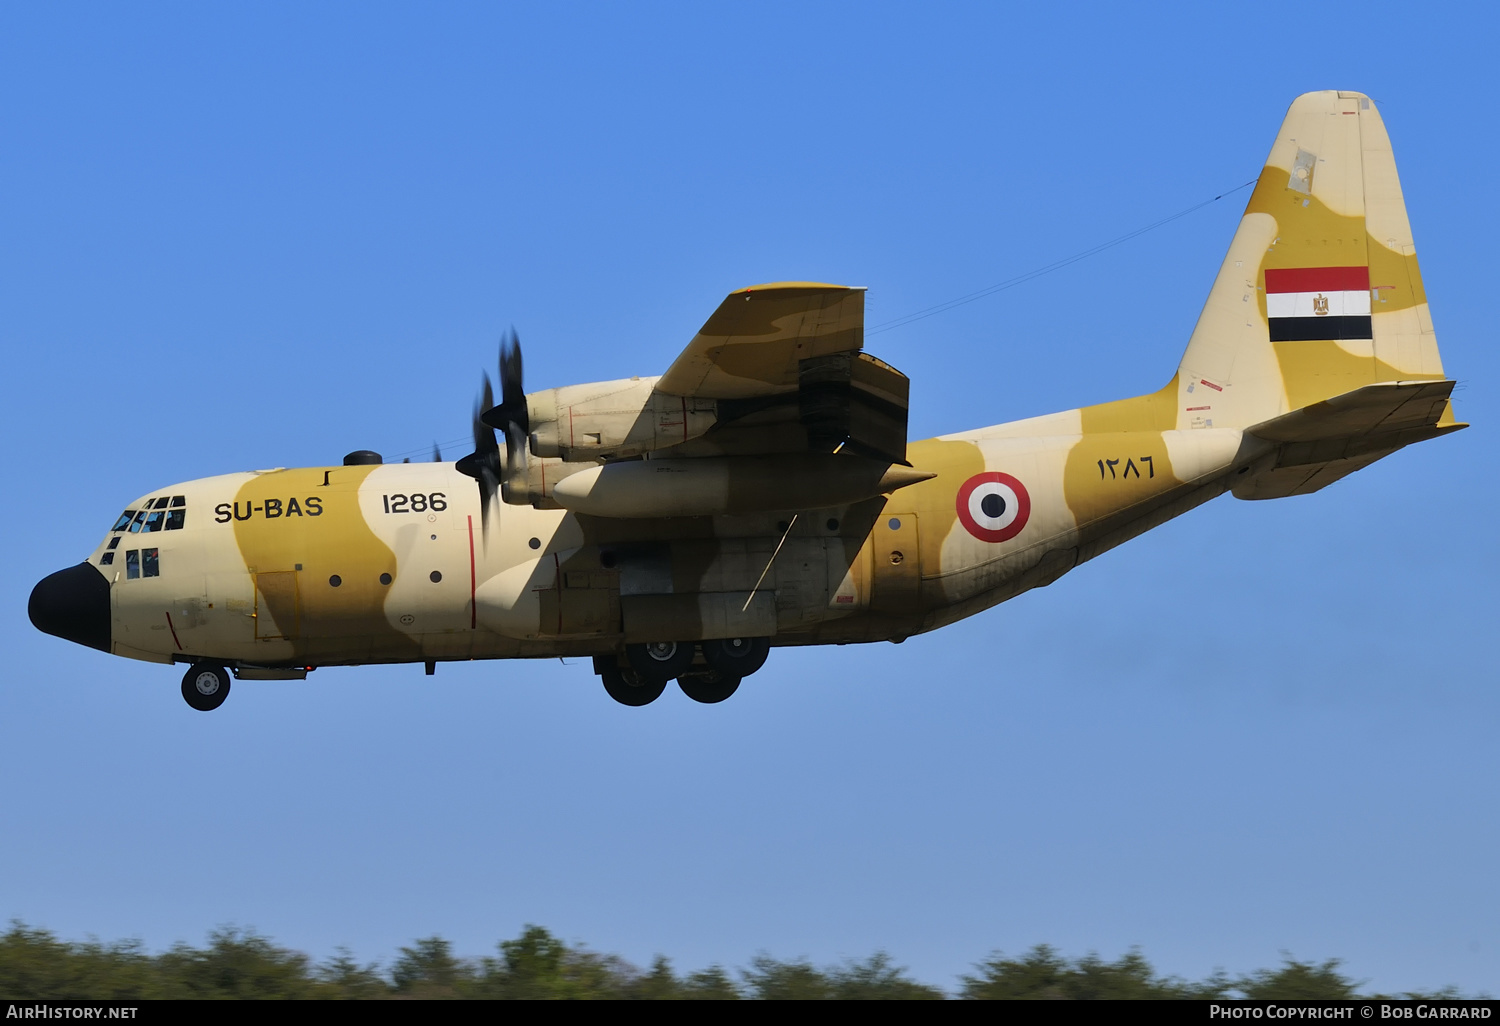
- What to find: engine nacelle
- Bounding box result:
[527,376,718,462]
[498,454,598,509]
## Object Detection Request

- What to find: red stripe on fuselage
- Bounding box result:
[468,514,477,629]
[1265,266,1369,294]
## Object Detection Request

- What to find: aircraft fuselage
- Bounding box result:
[40,408,1252,672]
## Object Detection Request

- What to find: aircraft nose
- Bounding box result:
[29,562,112,653]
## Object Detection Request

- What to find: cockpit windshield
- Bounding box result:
[112,496,187,533]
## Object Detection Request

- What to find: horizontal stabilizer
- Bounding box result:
[1235,380,1465,499]
[1249,379,1458,443]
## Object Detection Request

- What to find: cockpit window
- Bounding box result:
[142,548,159,577]
[107,537,120,550]
[125,549,140,579]
[116,498,187,532]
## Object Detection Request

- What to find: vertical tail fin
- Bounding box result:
[1176,90,1453,431]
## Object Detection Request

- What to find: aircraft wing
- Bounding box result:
[656,283,866,399]
[653,282,910,463]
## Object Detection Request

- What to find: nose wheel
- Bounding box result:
[181,663,231,712]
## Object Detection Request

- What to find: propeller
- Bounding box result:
[457,330,528,540]
[480,329,530,480]
[455,375,503,539]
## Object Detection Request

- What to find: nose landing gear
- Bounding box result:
[181,663,231,712]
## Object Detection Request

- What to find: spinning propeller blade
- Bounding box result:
[455,374,503,540]
[480,329,529,480]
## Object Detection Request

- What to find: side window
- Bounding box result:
[100,552,114,566]
[142,548,160,578]
[112,511,137,532]
[125,550,140,579]
[165,509,185,530]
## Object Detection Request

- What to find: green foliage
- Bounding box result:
[480,924,632,999]
[962,944,1233,1000]
[153,927,319,999]
[0,919,1477,1000]
[0,923,155,1000]
[828,952,944,1000]
[390,936,473,998]
[1235,956,1360,1000]
[742,954,832,1000]
[316,947,389,999]
[629,955,684,1000]
[742,951,942,999]
[680,964,741,1000]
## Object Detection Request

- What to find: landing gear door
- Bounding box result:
[870,512,920,614]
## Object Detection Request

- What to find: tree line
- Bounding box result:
[0,922,1474,999]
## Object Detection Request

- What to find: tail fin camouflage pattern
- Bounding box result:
[1068,90,1463,499]
[1178,89,1464,496]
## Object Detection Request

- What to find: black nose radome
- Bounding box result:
[29,562,111,653]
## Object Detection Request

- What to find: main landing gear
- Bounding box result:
[596,639,771,706]
[181,663,231,712]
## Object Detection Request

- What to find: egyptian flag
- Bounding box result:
[1265,266,1373,342]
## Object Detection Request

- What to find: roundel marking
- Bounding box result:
[956,472,1031,543]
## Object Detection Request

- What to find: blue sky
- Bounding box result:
[2,2,1496,995]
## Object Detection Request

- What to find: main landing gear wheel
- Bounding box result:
[595,655,667,707]
[677,671,741,705]
[625,641,695,683]
[701,637,770,678]
[181,663,231,712]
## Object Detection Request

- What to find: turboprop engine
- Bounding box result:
[526,376,719,462]
[459,323,922,520]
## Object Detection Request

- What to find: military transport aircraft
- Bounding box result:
[30,91,1465,711]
